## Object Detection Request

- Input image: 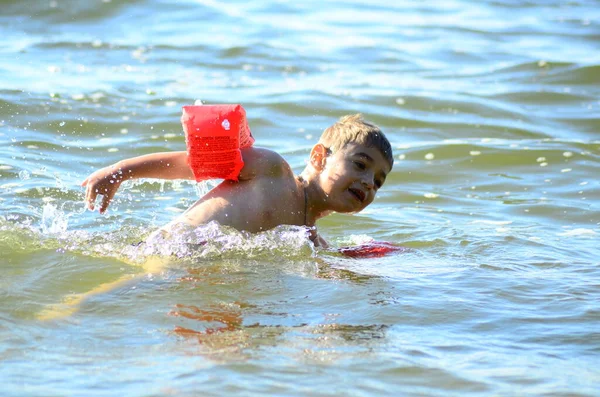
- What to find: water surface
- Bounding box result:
[1,0,599,395]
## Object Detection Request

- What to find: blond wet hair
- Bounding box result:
[318,114,393,167]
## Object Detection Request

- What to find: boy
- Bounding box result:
[82,114,394,247]
[37,114,393,320]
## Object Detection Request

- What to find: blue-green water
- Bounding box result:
[1,1,599,396]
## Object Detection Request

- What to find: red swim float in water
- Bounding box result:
[339,241,406,258]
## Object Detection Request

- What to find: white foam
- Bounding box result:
[40,203,68,235]
[558,229,597,237]
[471,220,513,225]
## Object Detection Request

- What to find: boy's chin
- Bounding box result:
[337,206,364,215]
[328,197,366,214]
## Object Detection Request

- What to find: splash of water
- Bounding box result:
[123,221,315,263]
[0,203,315,265]
[40,202,68,235]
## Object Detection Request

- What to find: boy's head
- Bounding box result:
[302,114,393,214]
[317,114,393,169]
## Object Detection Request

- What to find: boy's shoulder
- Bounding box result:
[239,146,293,180]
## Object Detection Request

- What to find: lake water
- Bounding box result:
[1,0,599,395]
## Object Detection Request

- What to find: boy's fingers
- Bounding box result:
[85,186,97,211]
[99,189,116,214]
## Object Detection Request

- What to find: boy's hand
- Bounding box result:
[315,235,329,248]
[80,151,192,214]
[81,164,126,214]
[311,232,329,249]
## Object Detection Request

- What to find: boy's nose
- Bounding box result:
[361,176,375,189]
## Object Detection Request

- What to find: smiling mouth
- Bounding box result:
[349,188,365,202]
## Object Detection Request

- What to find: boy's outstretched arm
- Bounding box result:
[82,151,193,213]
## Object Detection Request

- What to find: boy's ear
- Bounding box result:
[310,144,328,171]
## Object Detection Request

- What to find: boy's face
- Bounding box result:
[317,142,391,213]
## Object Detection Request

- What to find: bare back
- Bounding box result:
[169,147,306,233]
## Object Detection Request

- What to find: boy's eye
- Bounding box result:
[353,161,366,170]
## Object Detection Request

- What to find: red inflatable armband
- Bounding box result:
[182,104,255,182]
[339,241,406,258]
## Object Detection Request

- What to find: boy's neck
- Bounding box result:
[297,171,332,225]
[296,175,308,226]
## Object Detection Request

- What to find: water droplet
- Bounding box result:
[194,99,204,106]
[18,170,30,180]
[425,153,435,160]
[59,121,65,127]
